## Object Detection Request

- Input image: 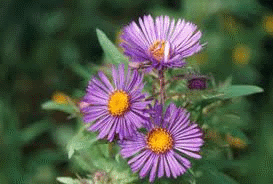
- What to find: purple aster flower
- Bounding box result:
[120,15,205,70]
[119,103,204,182]
[80,64,151,141]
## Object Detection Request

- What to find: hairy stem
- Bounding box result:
[159,69,166,104]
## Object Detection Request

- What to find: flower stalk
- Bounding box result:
[159,69,166,105]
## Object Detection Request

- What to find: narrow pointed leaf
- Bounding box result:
[219,85,263,99]
[42,101,76,114]
[96,29,128,70]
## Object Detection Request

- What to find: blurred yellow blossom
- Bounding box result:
[226,133,247,149]
[232,44,251,66]
[205,129,222,143]
[222,13,240,34]
[263,15,273,35]
[52,91,69,104]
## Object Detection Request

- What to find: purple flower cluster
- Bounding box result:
[80,15,204,182]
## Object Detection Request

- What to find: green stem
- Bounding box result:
[159,69,166,105]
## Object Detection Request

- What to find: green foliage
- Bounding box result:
[41,101,78,115]
[67,127,97,159]
[195,166,239,184]
[57,177,82,184]
[219,85,264,99]
[20,120,53,144]
[96,29,129,70]
[69,63,98,81]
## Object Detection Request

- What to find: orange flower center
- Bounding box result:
[149,40,167,61]
[108,90,130,116]
[146,128,173,154]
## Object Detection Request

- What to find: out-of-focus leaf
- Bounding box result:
[96,29,128,69]
[41,101,76,114]
[222,113,247,128]
[20,120,52,144]
[73,153,95,172]
[219,85,264,99]
[109,167,138,184]
[56,177,80,184]
[67,127,97,159]
[41,11,66,34]
[98,143,109,158]
[69,63,97,81]
[202,142,226,160]
[60,41,80,64]
[220,76,233,89]
[195,165,239,184]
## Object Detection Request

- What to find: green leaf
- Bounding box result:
[67,127,97,159]
[195,166,239,184]
[219,85,264,99]
[69,63,93,80]
[56,177,83,184]
[220,75,233,90]
[60,41,80,64]
[96,29,128,69]
[41,101,76,114]
[20,120,52,144]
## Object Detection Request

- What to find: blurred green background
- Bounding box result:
[0,0,272,183]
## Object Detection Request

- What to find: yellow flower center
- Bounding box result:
[149,40,167,61]
[146,128,173,154]
[108,90,130,116]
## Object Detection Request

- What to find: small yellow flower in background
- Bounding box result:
[232,44,251,66]
[263,15,273,35]
[226,133,247,149]
[205,129,222,143]
[52,91,69,104]
[222,13,240,34]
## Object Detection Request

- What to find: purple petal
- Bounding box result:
[149,155,159,182]
[139,153,156,178]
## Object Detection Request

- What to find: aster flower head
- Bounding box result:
[119,102,204,182]
[120,15,204,70]
[80,64,151,141]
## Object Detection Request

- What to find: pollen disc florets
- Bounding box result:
[108,90,130,116]
[146,127,173,154]
[149,40,169,62]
